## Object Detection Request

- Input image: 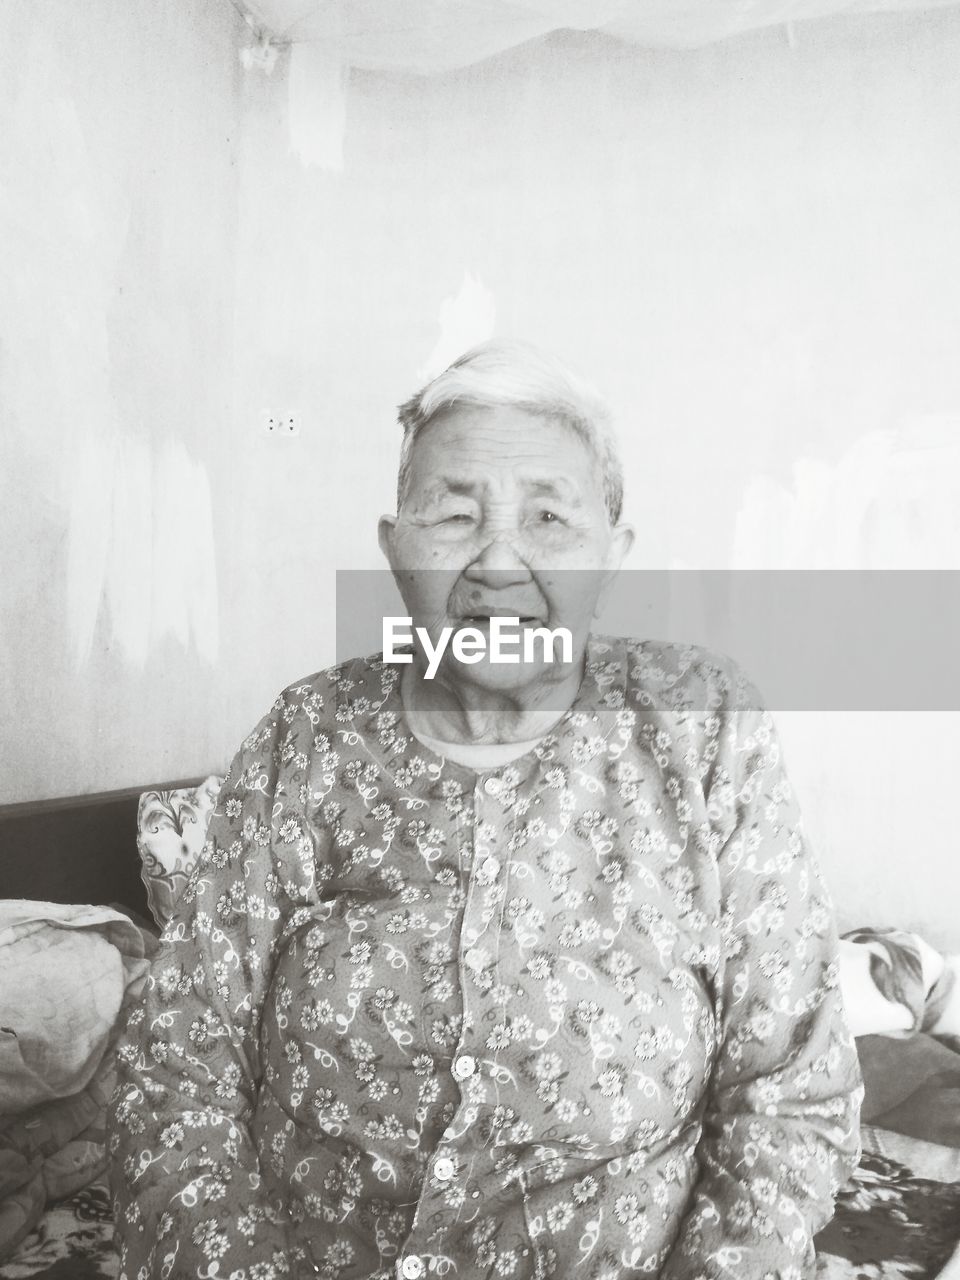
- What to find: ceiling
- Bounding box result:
[237,0,960,72]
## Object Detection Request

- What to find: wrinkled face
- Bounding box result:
[378,404,633,697]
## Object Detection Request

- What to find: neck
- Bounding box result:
[401,659,585,745]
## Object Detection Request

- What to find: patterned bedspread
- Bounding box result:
[816,1149,960,1280]
[3,1139,959,1280]
[1,1180,115,1279]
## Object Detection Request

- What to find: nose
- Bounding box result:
[462,534,532,588]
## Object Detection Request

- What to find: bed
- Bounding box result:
[1,782,958,1280]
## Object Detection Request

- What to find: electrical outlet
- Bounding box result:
[264,412,300,437]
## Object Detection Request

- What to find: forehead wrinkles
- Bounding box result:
[412,468,590,507]
[400,423,611,521]
[438,485,566,506]
[410,413,597,481]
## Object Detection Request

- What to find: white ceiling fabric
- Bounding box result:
[240,0,960,71]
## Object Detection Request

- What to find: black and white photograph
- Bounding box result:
[1,2,959,1278]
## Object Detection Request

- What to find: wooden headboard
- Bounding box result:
[0,780,204,917]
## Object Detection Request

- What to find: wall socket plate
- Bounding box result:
[264,412,300,437]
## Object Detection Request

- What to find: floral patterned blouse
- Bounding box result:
[109,637,863,1280]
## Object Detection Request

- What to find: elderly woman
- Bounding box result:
[110,341,862,1280]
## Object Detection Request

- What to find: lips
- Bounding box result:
[459,611,544,626]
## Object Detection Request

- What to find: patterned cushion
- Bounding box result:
[136,777,224,927]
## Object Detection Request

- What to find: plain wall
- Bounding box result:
[0,0,243,795]
[2,6,958,945]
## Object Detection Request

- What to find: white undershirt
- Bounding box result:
[400,666,553,768]
[410,729,545,770]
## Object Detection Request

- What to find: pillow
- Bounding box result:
[839,926,958,1039]
[137,775,224,927]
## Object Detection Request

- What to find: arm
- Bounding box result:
[109,684,324,1279]
[661,690,863,1280]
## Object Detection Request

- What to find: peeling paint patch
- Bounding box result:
[732,419,960,569]
[419,272,497,382]
[66,434,219,667]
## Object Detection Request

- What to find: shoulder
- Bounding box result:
[217,654,393,819]
[238,653,393,754]
[595,635,765,722]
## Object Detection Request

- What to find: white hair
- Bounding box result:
[396,339,625,523]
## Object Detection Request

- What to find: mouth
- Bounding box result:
[459,612,544,627]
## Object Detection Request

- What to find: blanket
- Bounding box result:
[0,902,155,1262]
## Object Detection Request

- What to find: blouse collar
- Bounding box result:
[333,634,629,798]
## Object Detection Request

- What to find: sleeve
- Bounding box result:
[108,683,326,1280]
[660,681,864,1280]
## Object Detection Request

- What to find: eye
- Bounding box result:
[538,510,562,524]
[444,512,474,524]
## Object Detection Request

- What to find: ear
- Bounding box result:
[607,522,635,571]
[595,522,635,618]
[378,514,399,567]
